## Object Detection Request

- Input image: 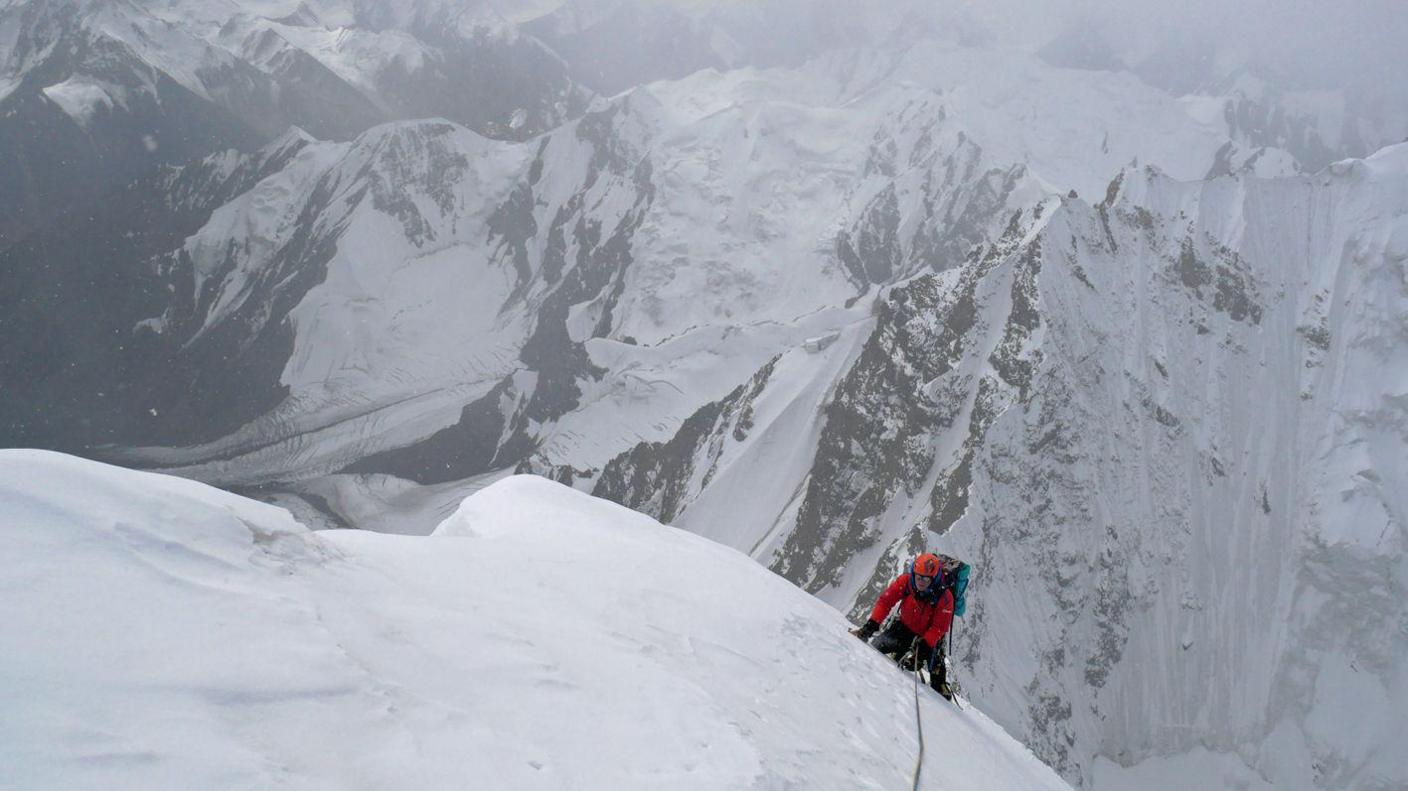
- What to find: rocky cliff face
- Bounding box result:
[580,151,1408,787]
[955,155,1408,788]
[839,156,1404,787]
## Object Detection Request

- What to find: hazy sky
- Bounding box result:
[953,0,1408,100]
[655,0,1408,107]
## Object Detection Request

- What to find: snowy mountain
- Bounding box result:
[4,2,1408,788]
[0,449,1070,790]
[12,36,1383,470]
[4,0,1399,243]
[0,0,588,240]
[593,145,1408,787]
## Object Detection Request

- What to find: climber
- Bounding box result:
[851,552,956,700]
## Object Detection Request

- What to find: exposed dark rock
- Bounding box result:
[1221,93,1337,173]
[1210,455,1227,478]
[1175,236,1263,324]
[837,128,1025,288]
[776,213,1040,592]
[488,182,539,287]
[342,376,531,485]
[517,107,656,423]
[1029,688,1078,780]
[1086,539,1132,689]
[928,451,974,537]
[229,27,385,141]
[593,357,779,523]
[989,240,1043,399]
[908,143,1025,275]
[1095,171,1125,253]
[1297,321,1331,352]
[839,182,901,281]
[772,274,955,590]
[358,122,471,247]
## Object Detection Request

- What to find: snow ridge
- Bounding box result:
[0,450,1070,791]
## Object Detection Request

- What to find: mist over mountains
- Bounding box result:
[3,1,1406,787]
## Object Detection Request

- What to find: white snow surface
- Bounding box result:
[40,76,122,124]
[0,450,1069,791]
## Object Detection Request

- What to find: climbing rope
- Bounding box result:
[909,636,926,791]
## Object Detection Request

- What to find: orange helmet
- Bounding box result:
[913,553,941,577]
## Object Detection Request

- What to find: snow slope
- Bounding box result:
[0,449,1069,790]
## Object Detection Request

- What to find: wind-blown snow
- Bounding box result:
[0,450,1068,790]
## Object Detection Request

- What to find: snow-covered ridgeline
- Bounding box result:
[46,32,1381,482]
[98,60,1040,482]
[0,0,588,241]
[0,450,1069,790]
[3,0,1401,250]
[7,4,1400,466]
[0,0,586,139]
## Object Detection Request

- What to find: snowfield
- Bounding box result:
[0,450,1068,790]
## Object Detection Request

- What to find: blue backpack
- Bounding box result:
[936,554,971,617]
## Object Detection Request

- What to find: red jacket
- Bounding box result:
[870,573,954,649]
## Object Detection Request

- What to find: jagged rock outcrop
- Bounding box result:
[593,357,778,522]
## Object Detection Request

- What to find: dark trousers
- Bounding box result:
[870,620,947,687]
